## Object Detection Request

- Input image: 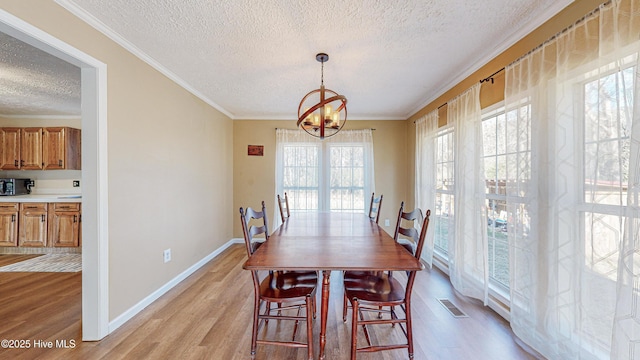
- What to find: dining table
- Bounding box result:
[242,211,424,359]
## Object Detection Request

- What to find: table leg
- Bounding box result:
[319,270,330,359]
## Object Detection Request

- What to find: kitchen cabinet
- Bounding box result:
[0,127,21,170]
[0,203,19,247]
[0,127,80,170]
[48,202,81,247]
[18,203,48,247]
[21,127,44,170]
[43,127,81,170]
[0,127,43,170]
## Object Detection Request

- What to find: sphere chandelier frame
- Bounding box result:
[297,53,348,139]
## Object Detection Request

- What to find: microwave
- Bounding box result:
[0,178,32,196]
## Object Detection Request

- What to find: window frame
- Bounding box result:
[280,139,372,213]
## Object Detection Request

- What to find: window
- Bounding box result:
[434,126,454,257]
[481,103,531,291]
[329,145,366,212]
[277,129,374,214]
[282,144,320,211]
[581,65,634,281]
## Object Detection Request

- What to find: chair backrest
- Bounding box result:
[239,201,269,257]
[368,193,383,223]
[407,208,430,294]
[393,202,431,298]
[393,201,423,255]
[277,192,290,223]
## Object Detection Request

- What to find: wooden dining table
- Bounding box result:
[243,211,424,359]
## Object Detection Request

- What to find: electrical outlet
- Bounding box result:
[384,219,390,227]
[73,180,80,187]
[163,249,171,263]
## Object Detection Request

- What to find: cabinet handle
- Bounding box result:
[41,214,45,222]
[59,160,63,166]
[73,215,77,223]
[20,160,24,166]
[14,160,18,167]
[11,214,15,222]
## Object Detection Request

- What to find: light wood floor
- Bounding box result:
[0,245,538,359]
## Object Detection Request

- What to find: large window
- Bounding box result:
[481,104,531,291]
[434,126,454,256]
[277,129,374,213]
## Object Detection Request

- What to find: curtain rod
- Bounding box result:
[509,0,611,67]
[479,67,505,84]
[478,1,609,85]
[414,0,611,124]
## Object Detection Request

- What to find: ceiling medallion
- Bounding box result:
[297,53,347,139]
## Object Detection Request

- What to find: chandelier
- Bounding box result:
[297,53,347,139]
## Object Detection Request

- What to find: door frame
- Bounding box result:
[0,9,110,340]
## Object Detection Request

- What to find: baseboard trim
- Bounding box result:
[108,238,243,333]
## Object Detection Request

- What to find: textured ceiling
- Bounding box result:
[0,32,80,117]
[1,0,573,119]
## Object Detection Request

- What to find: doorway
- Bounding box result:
[0,9,109,340]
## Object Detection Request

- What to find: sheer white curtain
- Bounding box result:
[504,1,640,358]
[274,128,375,228]
[415,110,438,268]
[448,83,489,303]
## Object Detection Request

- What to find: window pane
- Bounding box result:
[434,192,453,255]
[486,198,509,288]
[435,127,455,258]
[283,145,320,210]
[329,145,366,212]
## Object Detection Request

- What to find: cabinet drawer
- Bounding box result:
[0,203,19,212]
[20,203,47,211]
[50,202,81,211]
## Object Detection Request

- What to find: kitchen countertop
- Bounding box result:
[0,194,82,203]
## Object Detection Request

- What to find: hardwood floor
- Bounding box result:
[0,245,538,359]
[0,254,42,267]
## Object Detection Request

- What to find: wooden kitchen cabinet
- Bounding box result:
[0,127,80,170]
[0,127,21,170]
[18,203,48,247]
[43,127,81,170]
[0,203,19,247]
[21,127,44,170]
[48,202,81,247]
[0,127,44,170]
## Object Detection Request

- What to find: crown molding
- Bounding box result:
[406,0,573,119]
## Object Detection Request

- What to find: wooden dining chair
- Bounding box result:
[343,203,430,360]
[277,192,290,223]
[368,193,383,224]
[240,202,318,360]
[342,200,411,316]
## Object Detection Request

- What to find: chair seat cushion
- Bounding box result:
[260,270,317,300]
[344,273,405,304]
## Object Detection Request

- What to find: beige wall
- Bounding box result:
[233,120,408,237]
[0,1,234,319]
